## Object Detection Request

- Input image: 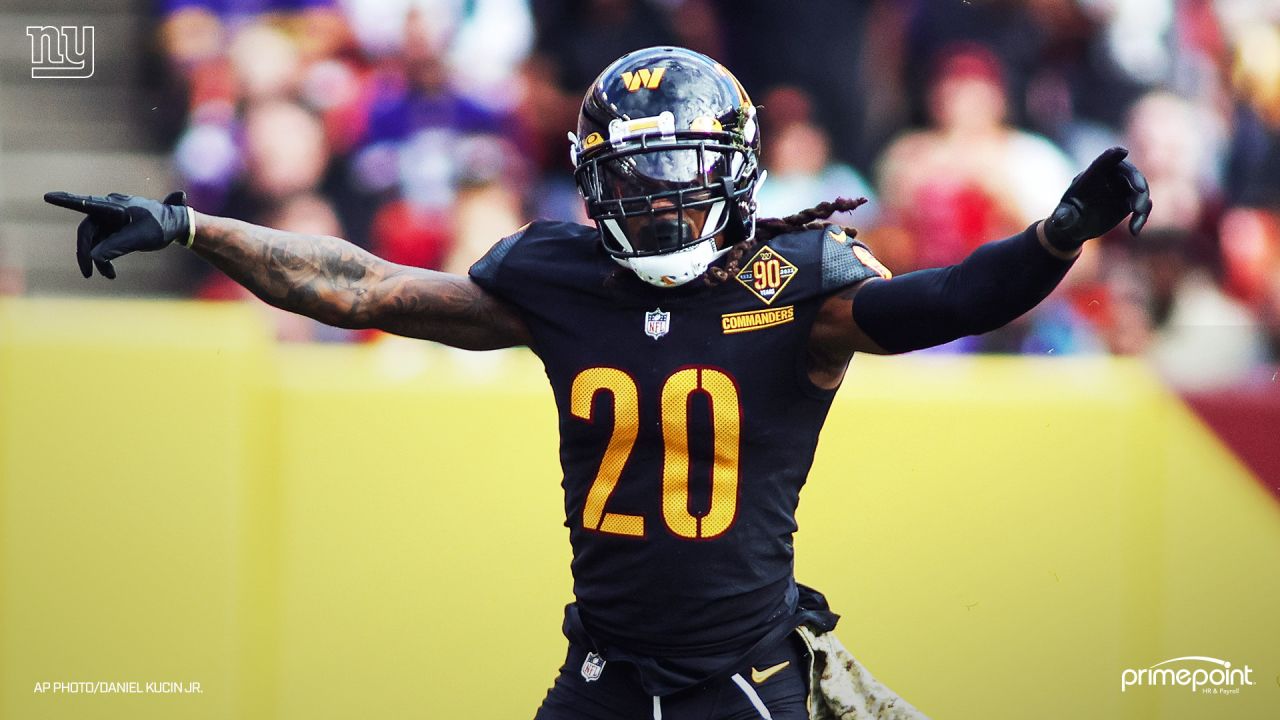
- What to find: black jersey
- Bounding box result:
[469,220,885,694]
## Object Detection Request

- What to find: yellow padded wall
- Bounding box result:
[2,299,1277,719]
[1,299,271,720]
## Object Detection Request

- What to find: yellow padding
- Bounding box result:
[1,298,1276,720]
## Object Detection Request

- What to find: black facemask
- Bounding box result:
[635,217,696,253]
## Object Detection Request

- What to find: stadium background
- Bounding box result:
[1,0,1278,718]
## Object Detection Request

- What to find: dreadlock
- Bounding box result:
[703,197,868,286]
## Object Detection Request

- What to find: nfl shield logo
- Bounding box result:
[644,308,671,340]
[581,651,606,682]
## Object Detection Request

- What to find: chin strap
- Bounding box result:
[720,177,743,244]
[720,172,761,245]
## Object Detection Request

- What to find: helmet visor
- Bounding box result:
[597,147,736,201]
[586,144,741,255]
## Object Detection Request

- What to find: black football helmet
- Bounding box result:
[569,46,762,287]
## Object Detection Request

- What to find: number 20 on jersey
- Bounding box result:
[570,366,740,540]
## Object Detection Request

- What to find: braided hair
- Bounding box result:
[703,197,868,285]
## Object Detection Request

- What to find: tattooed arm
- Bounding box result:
[192,214,531,350]
[42,191,528,349]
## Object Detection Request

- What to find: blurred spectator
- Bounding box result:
[344,0,532,98]
[1220,208,1280,361]
[1125,91,1223,235]
[877,43,1074,270]
[712,0,873,168]
[199,193,357,342]
[1124,229,1268,390]
[756,86,879,228]
[1089,86,1271,388]
[1020,0,1125,166]
[173,116,240,212]
[347,5,530,256]
[138,0,1280,389]
[532,0,676,93]
[1225,23,1280,207]
[369,200,452,271]
[666,0,723,60]
[444,180,526,274]
[158,5,225,74]
[230,23,302,101]
[510,53,585,221]
[243,100,331,202]
[899,0,1047,129]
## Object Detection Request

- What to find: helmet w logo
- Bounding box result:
[621,68,665,92]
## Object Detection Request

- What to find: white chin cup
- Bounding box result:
[615,237,731,287]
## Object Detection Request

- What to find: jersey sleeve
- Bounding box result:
[818,225,892,294]
[467,223,531,301]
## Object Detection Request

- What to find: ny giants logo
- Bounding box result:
[27,25,94,79]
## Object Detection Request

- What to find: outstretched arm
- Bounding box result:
[191,214,530,349]
[810,221,1071,358]
[43,192,531,350]
[807,147,1151,386]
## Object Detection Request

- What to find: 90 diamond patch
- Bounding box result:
[735,246,798,305]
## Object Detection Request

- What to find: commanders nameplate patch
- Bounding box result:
[735,246,798,305]
[721,305,795,334]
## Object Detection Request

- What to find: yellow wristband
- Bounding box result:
[183,206,196,248]
[1036,219,1080,261]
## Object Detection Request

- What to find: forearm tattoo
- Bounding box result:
[191,214,529,349]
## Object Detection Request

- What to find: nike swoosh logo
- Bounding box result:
[751,660,790,684]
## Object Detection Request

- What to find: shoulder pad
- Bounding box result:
[820,225,891,292]
[468,223,529,285]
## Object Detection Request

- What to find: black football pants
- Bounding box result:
[534,631,810,720]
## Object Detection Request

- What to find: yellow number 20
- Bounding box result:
[570,366,741,540]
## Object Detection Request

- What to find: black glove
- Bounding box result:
[1043,146,1152,253]
[43,191,192,279]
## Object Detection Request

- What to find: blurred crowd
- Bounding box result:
[154,0,1280,389]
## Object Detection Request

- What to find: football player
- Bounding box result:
[45,46,1148,720]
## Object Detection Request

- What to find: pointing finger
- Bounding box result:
[43,192,128,224]
[44,191,91,211]
[1095,146,1129,168]
[1075,146,1130,188]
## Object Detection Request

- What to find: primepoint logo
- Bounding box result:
[1121,656,1255,695]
